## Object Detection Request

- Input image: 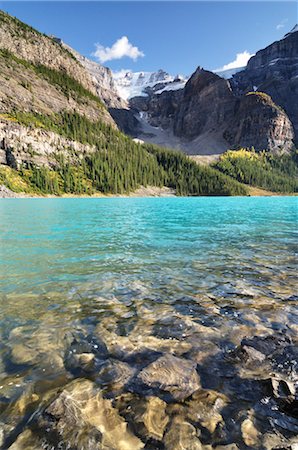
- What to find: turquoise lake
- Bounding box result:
[0,197,297,449]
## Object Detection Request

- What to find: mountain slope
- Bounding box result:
[0,10,251,197]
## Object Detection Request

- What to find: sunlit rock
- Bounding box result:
[37,379,144,449]
[8,429,41,450]
[241,418,260,447]
[186,389,228,434]
[134,354,200,401]
[142,396,169,440]
[164,416,203,449]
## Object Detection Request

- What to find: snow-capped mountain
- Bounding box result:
[113,69,187,100]
[113,64,249,101]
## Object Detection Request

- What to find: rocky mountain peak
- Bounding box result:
[184,67,222,97]
[231,25,298,144]
[285,24,298,37]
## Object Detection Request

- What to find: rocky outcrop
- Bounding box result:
[231,26,298,143]
[130,88,183,130]
[0,185,24,198]
[173,68,236,139]
[224,92,294,153]
[0,119,96,168]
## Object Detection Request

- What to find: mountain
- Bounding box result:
[113,69,187,100]
[231,25,298,144]
[128,27,297,155]
[62,42,126,109]
[0,10,253,197]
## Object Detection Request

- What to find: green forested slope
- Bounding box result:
[1,110,248,196]
[214,149,298,193]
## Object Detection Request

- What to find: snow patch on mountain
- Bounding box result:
[214,66,245,79]
[113,69,187,100]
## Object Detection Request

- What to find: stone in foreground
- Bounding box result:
[37,379,144,450]
[134,354,200,401]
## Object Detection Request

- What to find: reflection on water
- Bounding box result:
[0,197,297,449]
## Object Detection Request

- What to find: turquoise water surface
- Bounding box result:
[0,197,297,448]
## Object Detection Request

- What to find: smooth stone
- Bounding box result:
[134,354,200,401]
[186,389,228,434]
[142,396,169,441]
[241,418,260,447]
[97,359,135,391]
[37,379,144,450]
[164,416,203,450]
[65,352,95,374]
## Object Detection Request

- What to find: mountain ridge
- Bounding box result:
[0,10,297,197]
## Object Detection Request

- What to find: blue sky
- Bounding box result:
[1,1,297,75]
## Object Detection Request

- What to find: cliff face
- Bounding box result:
[63,43,126,109]
[224,93,294,153]
[0,118,96,169]
[173,69,236,139]
[0,51,114,126]
[0,10,117,130]
[231,28,298,143]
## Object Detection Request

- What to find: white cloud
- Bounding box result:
[92,36,144,63]
[276,19,288,30]
[215,50,254,72]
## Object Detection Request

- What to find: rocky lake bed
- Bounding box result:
[0,197,297,449]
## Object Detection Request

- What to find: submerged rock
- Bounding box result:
[241,418,260,447]
[65,351,95,374]
[141,396,169,441]
[94,317,192,362]
[36,378,144,450]
[164,416,203,450]
[115,393,169,442]
[8,429,42,450]
[96,359,135,392]
[9,325,67,375]
[234,334,292,364]
[133,354,200,401]
[186,389,229,434]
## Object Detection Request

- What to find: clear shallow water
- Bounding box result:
[0,197,297,449]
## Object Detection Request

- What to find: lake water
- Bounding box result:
[0,197,297,449]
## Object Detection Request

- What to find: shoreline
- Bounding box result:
[0,184,297,199]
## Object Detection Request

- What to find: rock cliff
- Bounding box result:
[0,118,96,168]
[231,26,298,143]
